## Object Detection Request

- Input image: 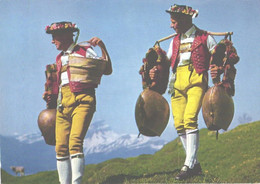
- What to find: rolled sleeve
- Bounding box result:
[167,39,173,59]
[207,35,217,53]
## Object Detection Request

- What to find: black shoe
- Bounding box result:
[192,163,203,176]
[175,165,193,180]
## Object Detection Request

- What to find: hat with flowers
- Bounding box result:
[45,21,79,34]
[166,4,199,18]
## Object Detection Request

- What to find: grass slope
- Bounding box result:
[2,121,259,184]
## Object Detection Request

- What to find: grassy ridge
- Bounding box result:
[2,121,260,183]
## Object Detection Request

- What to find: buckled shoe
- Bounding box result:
[175,165,193,180]
[192,163,203,176]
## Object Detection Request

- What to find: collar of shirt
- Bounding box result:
[180,25,196,45]
[61,44,74,66]
[63,43,75,55]
[181,25,196,39]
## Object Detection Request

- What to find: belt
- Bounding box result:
[177,63,194,71]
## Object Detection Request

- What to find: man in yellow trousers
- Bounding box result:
[150,4,217,180]
[44,21,112,184]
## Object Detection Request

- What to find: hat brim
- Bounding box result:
[165,10,191,16]
[46,28,79,34]
[165,10,172,14]
[165,10,197,18]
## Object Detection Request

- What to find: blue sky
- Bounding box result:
[0,0,259,141]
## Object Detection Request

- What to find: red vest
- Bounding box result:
[170,29,211,74]
[56,45,98,93]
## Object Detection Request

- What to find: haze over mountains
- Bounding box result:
[1,120,167,175]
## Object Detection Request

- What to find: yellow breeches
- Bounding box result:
[55,85,96,157]
[171,65,208,133]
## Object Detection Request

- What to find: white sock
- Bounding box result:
[184,129,199,169]
[71,153,85,184]
[57,156,71,184]
[178,133,187,152]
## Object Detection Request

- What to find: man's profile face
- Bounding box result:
[170,13,191,34]
[51,32,73,51]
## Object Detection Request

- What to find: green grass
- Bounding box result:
[2,121,260,183]
[1,169,59,184]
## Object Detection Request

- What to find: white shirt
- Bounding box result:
[60,44,98,86]
[167,25,217,66]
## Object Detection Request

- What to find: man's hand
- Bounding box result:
[149,66,159,81]
[88,37,104,47]
[209,64,223,80]
[43,93,57,109]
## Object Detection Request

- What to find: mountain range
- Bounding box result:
[1,120,167,175]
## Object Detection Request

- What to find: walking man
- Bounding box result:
[44,21,112,184]
[150,4,217,180]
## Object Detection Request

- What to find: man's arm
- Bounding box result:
[88,37,112,75]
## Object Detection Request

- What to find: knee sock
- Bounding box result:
[178,132,187,152]
[57,156,71,184]
[184,129,199,169]
[71,153,85,184]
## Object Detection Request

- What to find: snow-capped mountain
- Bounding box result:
[15,132,43,144]
[1,120,167,175]
[83,120,166,155]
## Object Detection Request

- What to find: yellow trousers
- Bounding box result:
[171,65,208,133]
[55,85,96,157]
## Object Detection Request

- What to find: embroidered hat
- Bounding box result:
[45,21,79,34]
[166,4,199,18]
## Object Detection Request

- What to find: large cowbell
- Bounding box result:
[202,85,234,131]
[38,109,56,146]
[135,89,170,136]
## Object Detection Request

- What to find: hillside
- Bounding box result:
[1,120,166,175]
[2,121,260,183]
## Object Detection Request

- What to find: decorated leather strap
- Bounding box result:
[43,64,58,109]
[210,36,239,96]
[139,45,170,94]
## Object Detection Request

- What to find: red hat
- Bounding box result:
[45,21,79,34]
[166,4,198,18]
